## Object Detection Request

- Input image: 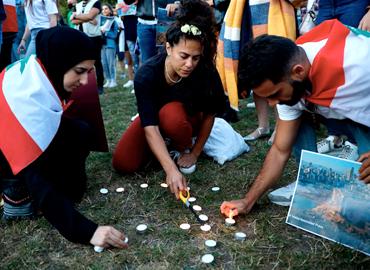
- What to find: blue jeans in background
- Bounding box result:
[137,23,157,64]
[316,0,369,27]
[12,3,27,62]
[126,39,140,73]
[101,46,116,81]
[25,28,44,58]
[293,115,370,163]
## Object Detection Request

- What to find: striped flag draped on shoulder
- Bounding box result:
[0,55,63,175]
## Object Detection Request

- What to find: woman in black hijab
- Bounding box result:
[0,27,127,249]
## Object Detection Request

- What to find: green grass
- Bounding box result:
[1,75,369,269]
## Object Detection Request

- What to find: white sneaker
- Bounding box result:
[123,80,134,88]
[103,80,111,88]
[179,164,196,174]
[246,102,256,108]
[338,141,359,161]
[317,135,344,154]
[130,113,139,122]
[169,150,196,174]
[108,80,117,88]
[268,181,297,206]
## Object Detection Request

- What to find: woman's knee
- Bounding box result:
[159,102,191,132]
[112,145,142,173]
[112,119,148,173]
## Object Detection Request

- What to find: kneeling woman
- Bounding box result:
[0,27,127,249]
[113,1,226,198]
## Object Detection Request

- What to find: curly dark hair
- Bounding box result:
[238,34,301,91]
[165,0,218,67]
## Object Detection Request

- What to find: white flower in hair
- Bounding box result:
[190,25,201,36]
[180,24,202,36]
[181,24,191,33]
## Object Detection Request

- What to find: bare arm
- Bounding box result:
[49,14,58,27]
[18,25,30,54]
[73,7,100,23]
[144,126,187,198]
[221,117,302,216]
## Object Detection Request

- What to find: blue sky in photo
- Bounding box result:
[300,150,361,174]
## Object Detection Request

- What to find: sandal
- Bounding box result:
[244,127,270,141]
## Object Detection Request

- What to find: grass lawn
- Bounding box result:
[1,78,369,269]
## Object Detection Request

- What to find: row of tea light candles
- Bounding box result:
[96,183,247,260]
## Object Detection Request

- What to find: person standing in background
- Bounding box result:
[100,3,118,88]
[17,0,58,58]
[11,0,26,62]
[71,0,105,94]
[66,0,77,28]
[117,0,139,89]
[124,0,177,64]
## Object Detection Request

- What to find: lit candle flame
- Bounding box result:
[229,210,234,219]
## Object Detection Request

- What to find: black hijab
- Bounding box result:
[36,26,97,100]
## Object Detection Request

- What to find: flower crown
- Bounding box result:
[180,24,202,36]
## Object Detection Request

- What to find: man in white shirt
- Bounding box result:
[220,19,370,217]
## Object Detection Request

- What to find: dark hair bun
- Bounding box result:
[167,0,218,67]
[176,0,215,28]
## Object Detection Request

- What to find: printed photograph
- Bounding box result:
[287,150,370,256]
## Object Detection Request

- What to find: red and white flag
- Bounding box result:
[0,55,63,175]
[297,19,370,127]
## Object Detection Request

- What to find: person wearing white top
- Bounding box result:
[17,0,58,58]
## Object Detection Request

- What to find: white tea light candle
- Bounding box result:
[200,224,211,232]
[205,239,217,248]
[235,232,247,241]
[199,214,208,222]
[99,188,108,194]
[192,205,202,211]
[115,187,124,193]
[188,197,196,202]
[136,224,148,234]
[179,223,191,230]
[94,246,104,253]
[225,218,236,226]
[201,254,214,264]
[140,183,148,188]
[211,186,220,192]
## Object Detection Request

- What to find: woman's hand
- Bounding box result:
[358,151,370,184]
[166,168,187,199]
[17,40,26,54]
[220,199,249,217]
[177,151,197,168]
[90,226,128,249]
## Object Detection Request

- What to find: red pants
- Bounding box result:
[112,102,201,173]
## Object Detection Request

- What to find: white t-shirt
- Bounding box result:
[25,0,58,30]
[277,100,345,121]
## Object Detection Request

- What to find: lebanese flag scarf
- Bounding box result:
[0,55,63,175]
[297,19,370,127]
